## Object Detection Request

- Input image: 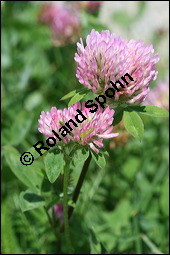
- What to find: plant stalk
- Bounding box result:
[63,160,74,254]
[68,153,92,219]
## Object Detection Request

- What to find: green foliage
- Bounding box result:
[123,110,144,142]
[4,146,43,191]
[89,229,102,254]
[60,90,77,101]
[113,108,124,125]
[44,150,64,183]
[2,200,22,254]
[91,150,106,168]
[160,178,169,216]
[129,105,169,117]
[72,148,89,165]
[19,189,46,212]
[68,90,88,107]
[7,110,34,146]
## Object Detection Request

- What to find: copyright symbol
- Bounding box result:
[20,152,34,166]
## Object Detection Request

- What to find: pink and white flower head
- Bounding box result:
[39,2,81,46]
[75,29,160,107]
[38,102,118,153]
[144,76,169,110]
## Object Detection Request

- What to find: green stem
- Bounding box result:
[133,214,142,254]
[141,234,164,254]
[44,206,58,238]
[63,160,74,254]
[68,153,92,219]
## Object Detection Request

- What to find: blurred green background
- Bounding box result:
[1,1,169,254]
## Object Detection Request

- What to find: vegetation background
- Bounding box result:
[1,1,169,254]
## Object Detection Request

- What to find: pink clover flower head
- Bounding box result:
[38,102,118,153]
[39,2,81,46]
[144,76,169,110]
[75,29,160,106]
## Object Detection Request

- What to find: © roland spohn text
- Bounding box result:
[20,73,134,165]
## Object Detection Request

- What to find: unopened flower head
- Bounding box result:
[53,204,63,221]
[74,1,103,14]
[39,2,81,46]
[38,102,118,153]
[53,203,71,222]
[86,1,103,13]
[144,76,169,110]
[75,29,160,106]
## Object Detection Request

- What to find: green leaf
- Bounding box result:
[123,111,144,142]
[2,201,22,254]
[89,229,101,254]
[72,148,89,165]
[27,147,42,160]
[160,177,169,216]
[60,90,77,101]
[24,91,43,111]
[68,200,76,208]
[91,151,106,168]
[100,147,109,157]
[8,110,33,145]
[112,105,127,126]
[3,146,41,191]
[68,92,87,107]
[19,189,45,212]
[113,109,124,125]
[44,150,64,183]
[128,105,169,117]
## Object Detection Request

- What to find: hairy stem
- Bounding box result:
[63,160,73,254]
[68,153,92,219]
